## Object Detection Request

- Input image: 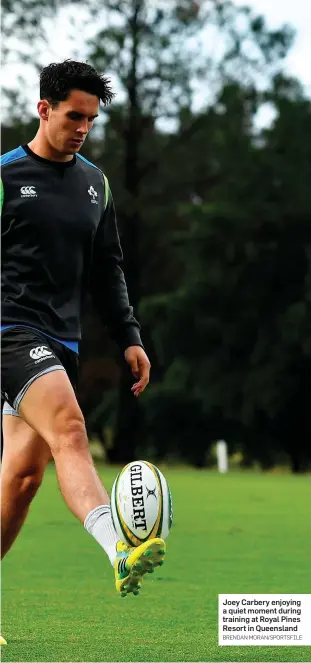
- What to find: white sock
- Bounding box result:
[84,505,119,565]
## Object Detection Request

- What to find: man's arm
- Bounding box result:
[90,183,142,351]
[90,180,150,396]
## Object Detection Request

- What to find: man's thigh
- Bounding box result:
[1,326,84,452]
[1,327,78,415]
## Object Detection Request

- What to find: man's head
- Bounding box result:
[37,60,114,156]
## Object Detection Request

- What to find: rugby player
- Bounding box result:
[1,60,165,609]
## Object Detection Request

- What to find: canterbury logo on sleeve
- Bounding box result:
[21,186,37,198]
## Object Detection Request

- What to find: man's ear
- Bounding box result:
[38,100,50,121]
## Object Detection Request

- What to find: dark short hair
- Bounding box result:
[40,59,115,107]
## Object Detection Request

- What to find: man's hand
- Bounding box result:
[124,345,151,397]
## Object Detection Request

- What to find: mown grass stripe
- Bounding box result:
[2,466,310,663]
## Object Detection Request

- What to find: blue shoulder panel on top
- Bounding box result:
[77,153,101,172]
[1,146,27,166]
[77,154,109,207]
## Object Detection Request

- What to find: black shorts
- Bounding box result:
[1,327,79,416]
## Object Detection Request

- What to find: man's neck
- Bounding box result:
[28,136,74,163]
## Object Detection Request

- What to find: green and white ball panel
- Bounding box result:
[111,460,173,547]
[157,467,173,540]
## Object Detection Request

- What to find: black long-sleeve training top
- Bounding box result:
[0,144,142,351]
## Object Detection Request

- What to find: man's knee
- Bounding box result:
[48,410,88,455]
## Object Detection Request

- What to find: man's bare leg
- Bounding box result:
[16,370,120,568]
[18,370,110,522]
[1,415,51,558]
[1,374,117,568]
[6,370,165,596]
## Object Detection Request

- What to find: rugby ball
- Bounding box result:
[110,460,173,547]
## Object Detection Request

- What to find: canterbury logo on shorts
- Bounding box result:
[29,346,53,360]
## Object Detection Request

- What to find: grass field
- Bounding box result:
[1,465,310,662]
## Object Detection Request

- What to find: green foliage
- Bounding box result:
[141,79,311,471]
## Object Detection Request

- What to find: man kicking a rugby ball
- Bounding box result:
[0,60,165,615]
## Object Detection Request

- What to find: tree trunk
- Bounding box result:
[111,368,144,463]
[289,451,303,474]
[114,0,144,463]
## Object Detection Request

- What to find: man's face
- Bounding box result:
[42,89,99,155]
